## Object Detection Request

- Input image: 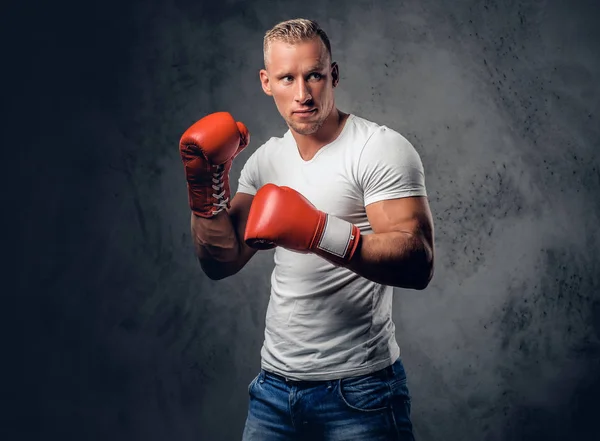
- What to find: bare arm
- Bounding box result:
[191,192,258,280]
[346,196,435,290]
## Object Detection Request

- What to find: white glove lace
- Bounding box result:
[211,164,228,214]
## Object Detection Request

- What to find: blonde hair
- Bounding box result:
[263,18,332,67]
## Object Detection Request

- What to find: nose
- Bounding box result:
[294,79,312,104]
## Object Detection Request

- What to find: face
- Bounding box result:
[260,38,339,136]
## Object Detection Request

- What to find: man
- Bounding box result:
[179,18,434,441]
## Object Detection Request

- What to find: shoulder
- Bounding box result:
[347,116,422,170]
[343,114,383,147]
[346,115,413,152]
[239,130,293,187]
[365,122,414,155]
[246,131,291,162]
[350,117,428,200]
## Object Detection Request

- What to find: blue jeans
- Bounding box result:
[241,358,415,440]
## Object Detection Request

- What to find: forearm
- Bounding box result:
[191,211,243,278]
[345,231,434,289]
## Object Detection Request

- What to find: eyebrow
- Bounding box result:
[275,64,326,78]
[307,63,327,72]
[309,62,326,70]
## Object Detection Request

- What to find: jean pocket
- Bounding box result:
[338,373,391,412]
[247,372,261,395]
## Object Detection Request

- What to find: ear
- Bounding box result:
[259,69,273,96]
[331,62,340,88]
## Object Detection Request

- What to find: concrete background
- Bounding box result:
[3,0,599,439]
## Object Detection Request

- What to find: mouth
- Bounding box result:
[293,109,317,117]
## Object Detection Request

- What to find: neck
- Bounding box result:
[292,108,348,161]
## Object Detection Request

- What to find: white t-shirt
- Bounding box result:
[236,113,427,381]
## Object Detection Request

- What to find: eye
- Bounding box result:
[309,72,322,80]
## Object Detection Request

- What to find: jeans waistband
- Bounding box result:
[262,359,399,384]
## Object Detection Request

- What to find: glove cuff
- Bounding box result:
[314,215,361,265]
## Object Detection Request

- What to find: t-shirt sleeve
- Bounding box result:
[357,126,427,206]
[236,148,261,196]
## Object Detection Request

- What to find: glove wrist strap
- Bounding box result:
[314,215,361,264]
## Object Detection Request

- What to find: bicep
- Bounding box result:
[365,196,434,245]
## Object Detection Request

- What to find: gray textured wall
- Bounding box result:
[4,0,600,440]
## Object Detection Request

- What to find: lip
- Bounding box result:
[293,109,317,116]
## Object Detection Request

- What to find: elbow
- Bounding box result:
[392,266,432,290]
[200,259,236,281]
[204,270,229,281]
[409,254,434,291]
[388,248,434,290]
[413,266,434,290]
[417,244,435,289]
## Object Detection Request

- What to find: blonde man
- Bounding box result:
[179,18,434,441]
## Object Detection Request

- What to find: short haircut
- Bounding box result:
[263,18,332,68]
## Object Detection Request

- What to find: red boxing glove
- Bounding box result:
[179,112,250,217]
[244,184,361,265]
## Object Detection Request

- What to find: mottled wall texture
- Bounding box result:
[4,0,599,440]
